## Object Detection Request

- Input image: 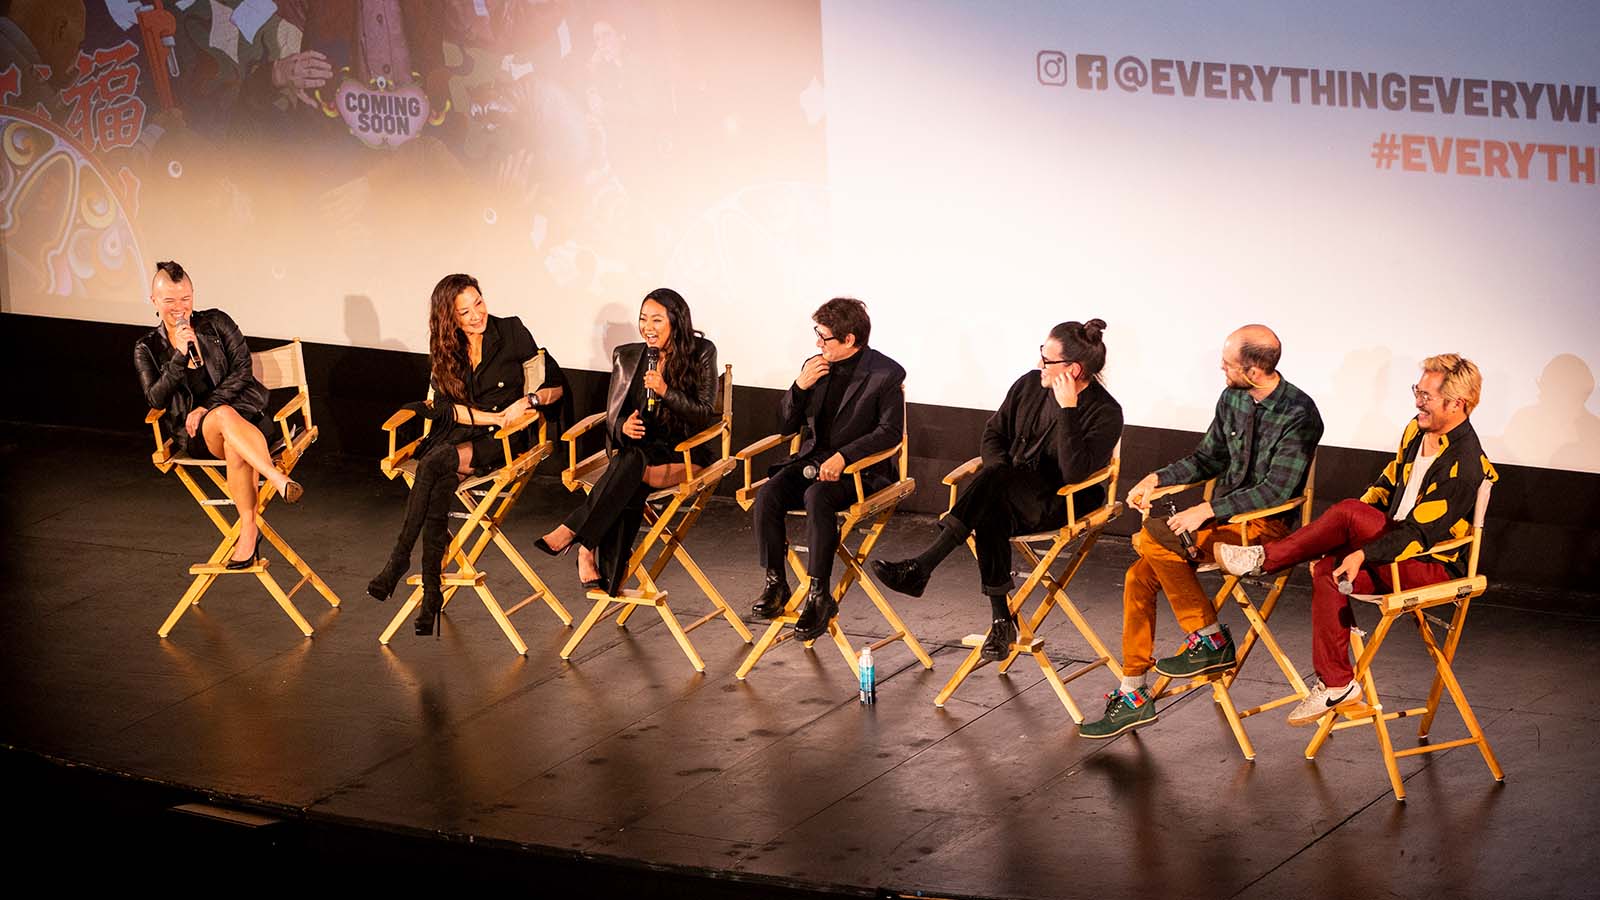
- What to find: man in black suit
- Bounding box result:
[751,298,906,641]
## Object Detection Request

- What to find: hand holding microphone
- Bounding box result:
[804,452,847,482]
[643,346,662,417]
[174,314,200,366]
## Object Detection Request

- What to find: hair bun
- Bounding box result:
[1083,318,1106,343]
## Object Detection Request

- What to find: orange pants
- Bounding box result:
[1120,517,1289,676]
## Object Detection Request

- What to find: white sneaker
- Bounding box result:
[1287,678,1361,727]
[1214,543,1266,577]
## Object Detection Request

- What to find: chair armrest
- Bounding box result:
[942,456,982,486]
[1055,461,1117,525]
[145,408,164,424]
[1226,495,1308,524]
[844,442,903,504]
[494,408,542,440]
[560,411,607,442]
[381,408,416,432]
[273,392,307,423]
[675,420,725,454]
[735,432,793,461]
[1145,480,1205,503]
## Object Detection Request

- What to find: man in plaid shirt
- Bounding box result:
[1081,324,1323,739]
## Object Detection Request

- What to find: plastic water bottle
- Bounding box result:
[858,645,876,705]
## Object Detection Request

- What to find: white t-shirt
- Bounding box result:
[1392,449,1438,521]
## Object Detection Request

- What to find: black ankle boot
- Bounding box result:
[980,615,1018,662]
[751,569,790,619]
[793,581,838,642]
[871,558,930,597]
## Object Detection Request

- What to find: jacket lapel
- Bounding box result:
[833,348,875,423]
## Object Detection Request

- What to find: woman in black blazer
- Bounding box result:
[367,273,570,636]
[535,288,718,594]
[134,260,303,571]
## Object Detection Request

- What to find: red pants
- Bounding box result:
[1263,499,1450,687]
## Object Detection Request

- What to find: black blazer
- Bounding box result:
[422,314,570,443]
[605,337,719,452]
[778,346,906,482]
[134,308,269,442]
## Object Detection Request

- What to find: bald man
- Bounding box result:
[1080,324,1323,739]
[0,0,87,114]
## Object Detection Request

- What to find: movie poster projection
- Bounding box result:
[2,1,1597,472]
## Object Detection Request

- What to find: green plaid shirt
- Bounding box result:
[1156,377,1323,520]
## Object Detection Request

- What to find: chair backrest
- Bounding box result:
[897,384,910,480]
[521,349,546,396]
[252,339,307,391]
[1467,479,1494,577]
[716,364,734,459]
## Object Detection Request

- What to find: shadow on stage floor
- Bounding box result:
[2,424,1594,898]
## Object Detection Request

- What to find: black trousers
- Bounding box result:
[946,465,1066,595]
[563,446,652,594]
[754,460,889,584]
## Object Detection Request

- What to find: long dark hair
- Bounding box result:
[643,287,705,428]
[428,273,479,404]
[1048,318,1108,383]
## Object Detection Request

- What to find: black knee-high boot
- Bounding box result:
[414,463,457,636]
[368,446,456,602]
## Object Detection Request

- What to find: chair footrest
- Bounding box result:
[589,587,667,605]
[958,633,1044,653]
[407,572,486,587]
[190,560,269,574]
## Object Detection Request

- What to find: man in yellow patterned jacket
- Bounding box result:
[1214,354,1498,725]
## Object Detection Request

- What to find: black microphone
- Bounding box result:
[1159,498,1199,561]
[176,313,200,366]
[643,346,661,418]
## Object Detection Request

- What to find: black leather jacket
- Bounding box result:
[134,308,269,441]
[606,337,719,452]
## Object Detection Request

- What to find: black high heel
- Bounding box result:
[414,589,443,637]
[533,536,572,557]
[225,535,261,570]
[366,556,408,602]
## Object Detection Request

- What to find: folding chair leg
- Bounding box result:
[827,620,860,677]
[1418,599,1471,739]
[378,590,424,646]
[933,646,989,708]
[158,573,217,637]
[856,568,933,669]
[671,543,753,643]
[489,528,572,626]
[1034,650,1088,723]
[561,597,617,661]
[476,583,529,656]
[1413,609,1503,783]
[258,518,340,608]
[258,570,315,637]
[1212,680,1256,761]
[656,606,706,673]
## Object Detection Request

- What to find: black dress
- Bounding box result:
[133,308,273,459]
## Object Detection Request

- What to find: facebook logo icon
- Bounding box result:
[1076,55,1108,90]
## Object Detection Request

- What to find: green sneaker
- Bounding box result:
[1154,624,1236,678]
[1078,687,1157,739]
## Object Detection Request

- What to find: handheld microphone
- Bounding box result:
[644,346,660,417]
[1337,578,1354,596]
[176,313,200,366]
[802,463,819,480]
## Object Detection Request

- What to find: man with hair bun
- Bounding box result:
[874,320,1123,661]
[1213,353,1496,725]
[1081,324,1323,739]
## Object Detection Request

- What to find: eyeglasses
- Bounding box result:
[1411,384,1444,405]
[814,326,841,344]
[1039,345,1070,367]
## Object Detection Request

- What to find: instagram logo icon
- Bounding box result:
[1036,50,1068,86]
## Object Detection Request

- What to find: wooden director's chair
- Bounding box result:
[732,387,934,681]
[1144,458,1318,760]
[376,351,572,654]
[1305,480,1503,801]
[932,443,1126,722]
[556,365,751,672]
[146,339,341,637]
